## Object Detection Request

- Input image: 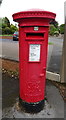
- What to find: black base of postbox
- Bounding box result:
[19,97,44,113]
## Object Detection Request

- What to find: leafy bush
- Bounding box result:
[10,24,18,34]
[0,27,2,35]
[54,31,59,36]
[1,17,18,35]
[2,23,7,28]
[59,24,64,34]
[4,27,11,34]
[2,17,10,27]
[49,25,58,36]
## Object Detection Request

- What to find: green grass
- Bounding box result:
[0,35,13,36]
[48,42,53,45]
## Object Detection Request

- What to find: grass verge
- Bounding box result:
[48,42,53,45]
[0,35,13,36]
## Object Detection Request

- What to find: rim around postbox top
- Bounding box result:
[12,10,56,22]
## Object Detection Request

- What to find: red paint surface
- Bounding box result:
[12,10,56,103]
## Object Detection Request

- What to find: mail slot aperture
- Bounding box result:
[26,33,44,38]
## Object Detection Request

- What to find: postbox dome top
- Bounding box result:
[12,9,56,22]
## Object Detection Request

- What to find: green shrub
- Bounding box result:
[4,27,11,34]
[54,31,59,36]
[1,17,18,35]
[10,24,18,34]
[0,27,2,35]
[49,25,58,36]
[59,24,64,34]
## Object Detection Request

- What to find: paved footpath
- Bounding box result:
[2,72,64,118]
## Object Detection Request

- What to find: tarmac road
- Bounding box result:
[0,37,63,73]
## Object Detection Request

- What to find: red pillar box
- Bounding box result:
[12,10,56,112]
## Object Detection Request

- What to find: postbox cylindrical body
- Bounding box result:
[12,10,56,112]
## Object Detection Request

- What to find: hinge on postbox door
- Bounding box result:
[39,67,46,77]
[43,67,46,70]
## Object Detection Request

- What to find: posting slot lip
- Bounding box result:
[25,38,45,41]
[24,31,46,33]
[25,31,46,34]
